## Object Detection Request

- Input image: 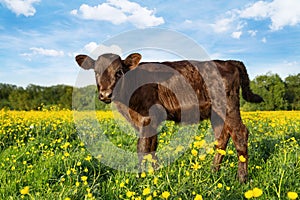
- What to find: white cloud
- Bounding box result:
[73,42,123,59]
[0,0,40,17]
[21,47,64,59]
[211,17,235,33]
[231,31,242,39]
[30,47,64,56]
[248,30,257,37]
[212,0,300,36]
[261,37,267,43]
[71,0,164,28]
[239,0,300,31]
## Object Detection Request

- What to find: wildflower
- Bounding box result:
[199,154,206,161]
[191,162,200,170]
[287,192,298,200]
[141,172,146,178]
[245,190,253,199]
[64,198,71,200]
[81,176,88,182]
[217,183,223,188]
[126,191,135,198]
[75,182,80,187]
[84,168,88,172]
[20,186,30,195]
[228,150,234,155]
[87,192,93,198]
[143,154,153,162]
[194,140,206,148]
[217,149,226,156]
[66,170,71,175]
[153,177,158,185]
[226,186,231,191]
[252,188,263,197]
[239,155,246,162]
[191,149,198,156]
[194,194,203,200]
[146,196,152,200]
[161,191,170,199]
[120,182,125,188]
[175,145,184,153]
[85,155,92,161]
[206,148,214,154]
[125,179,129,184]
[143,187,151,195]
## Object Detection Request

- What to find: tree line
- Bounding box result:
[0,73,299,111]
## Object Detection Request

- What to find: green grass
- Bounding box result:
[0,111,299,199]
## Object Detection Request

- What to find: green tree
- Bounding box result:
[285,73,300,110]
[0,83,17,109]
[241,73,288,111]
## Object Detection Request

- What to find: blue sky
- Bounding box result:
[0,0,299,87]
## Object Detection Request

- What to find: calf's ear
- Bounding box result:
[124,53,141,70]
[75,55,95,70]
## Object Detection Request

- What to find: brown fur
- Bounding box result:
[75,53,263,183]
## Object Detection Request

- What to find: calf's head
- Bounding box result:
[75,53,141,103]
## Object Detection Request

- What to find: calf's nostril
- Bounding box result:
[108,93,112,99]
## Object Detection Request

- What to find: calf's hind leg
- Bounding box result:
[213,123,231,171]
[229,123,249,183]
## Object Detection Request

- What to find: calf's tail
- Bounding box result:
[231,61,264,103]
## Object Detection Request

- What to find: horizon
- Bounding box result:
[1,0,300,87]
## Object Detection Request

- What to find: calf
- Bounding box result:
[75,53,263,183]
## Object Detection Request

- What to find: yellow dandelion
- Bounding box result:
[252,188,263,197]
[194,140,206,148]
[191,149,198,156]
[153,177,158,185]
[87,192,93,198]
[141,172,146,178]
[206,148,214,155]
[191,162,200,170]
[239,155,247,162]
[20,186,30,195]
[126,191,134,198]
[81,176,88,182]
[120,182,125,188]
[85,155,92,161]
[161,191,170,199]
[143,187,151,195]
[228,150,234,155]
[199,154,206,161]
[287,192,298,200]
[64,198,71,200]
[217,149,226,156]
[245,190,253,199]
[194,194,203,200]
[217,183,223,188]
[146,196,152,200]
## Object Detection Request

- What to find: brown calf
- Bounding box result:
[75,53,263,183]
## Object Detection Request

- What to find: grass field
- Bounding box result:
[0,110,299,199]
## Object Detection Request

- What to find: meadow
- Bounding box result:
[0,109,299,200]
